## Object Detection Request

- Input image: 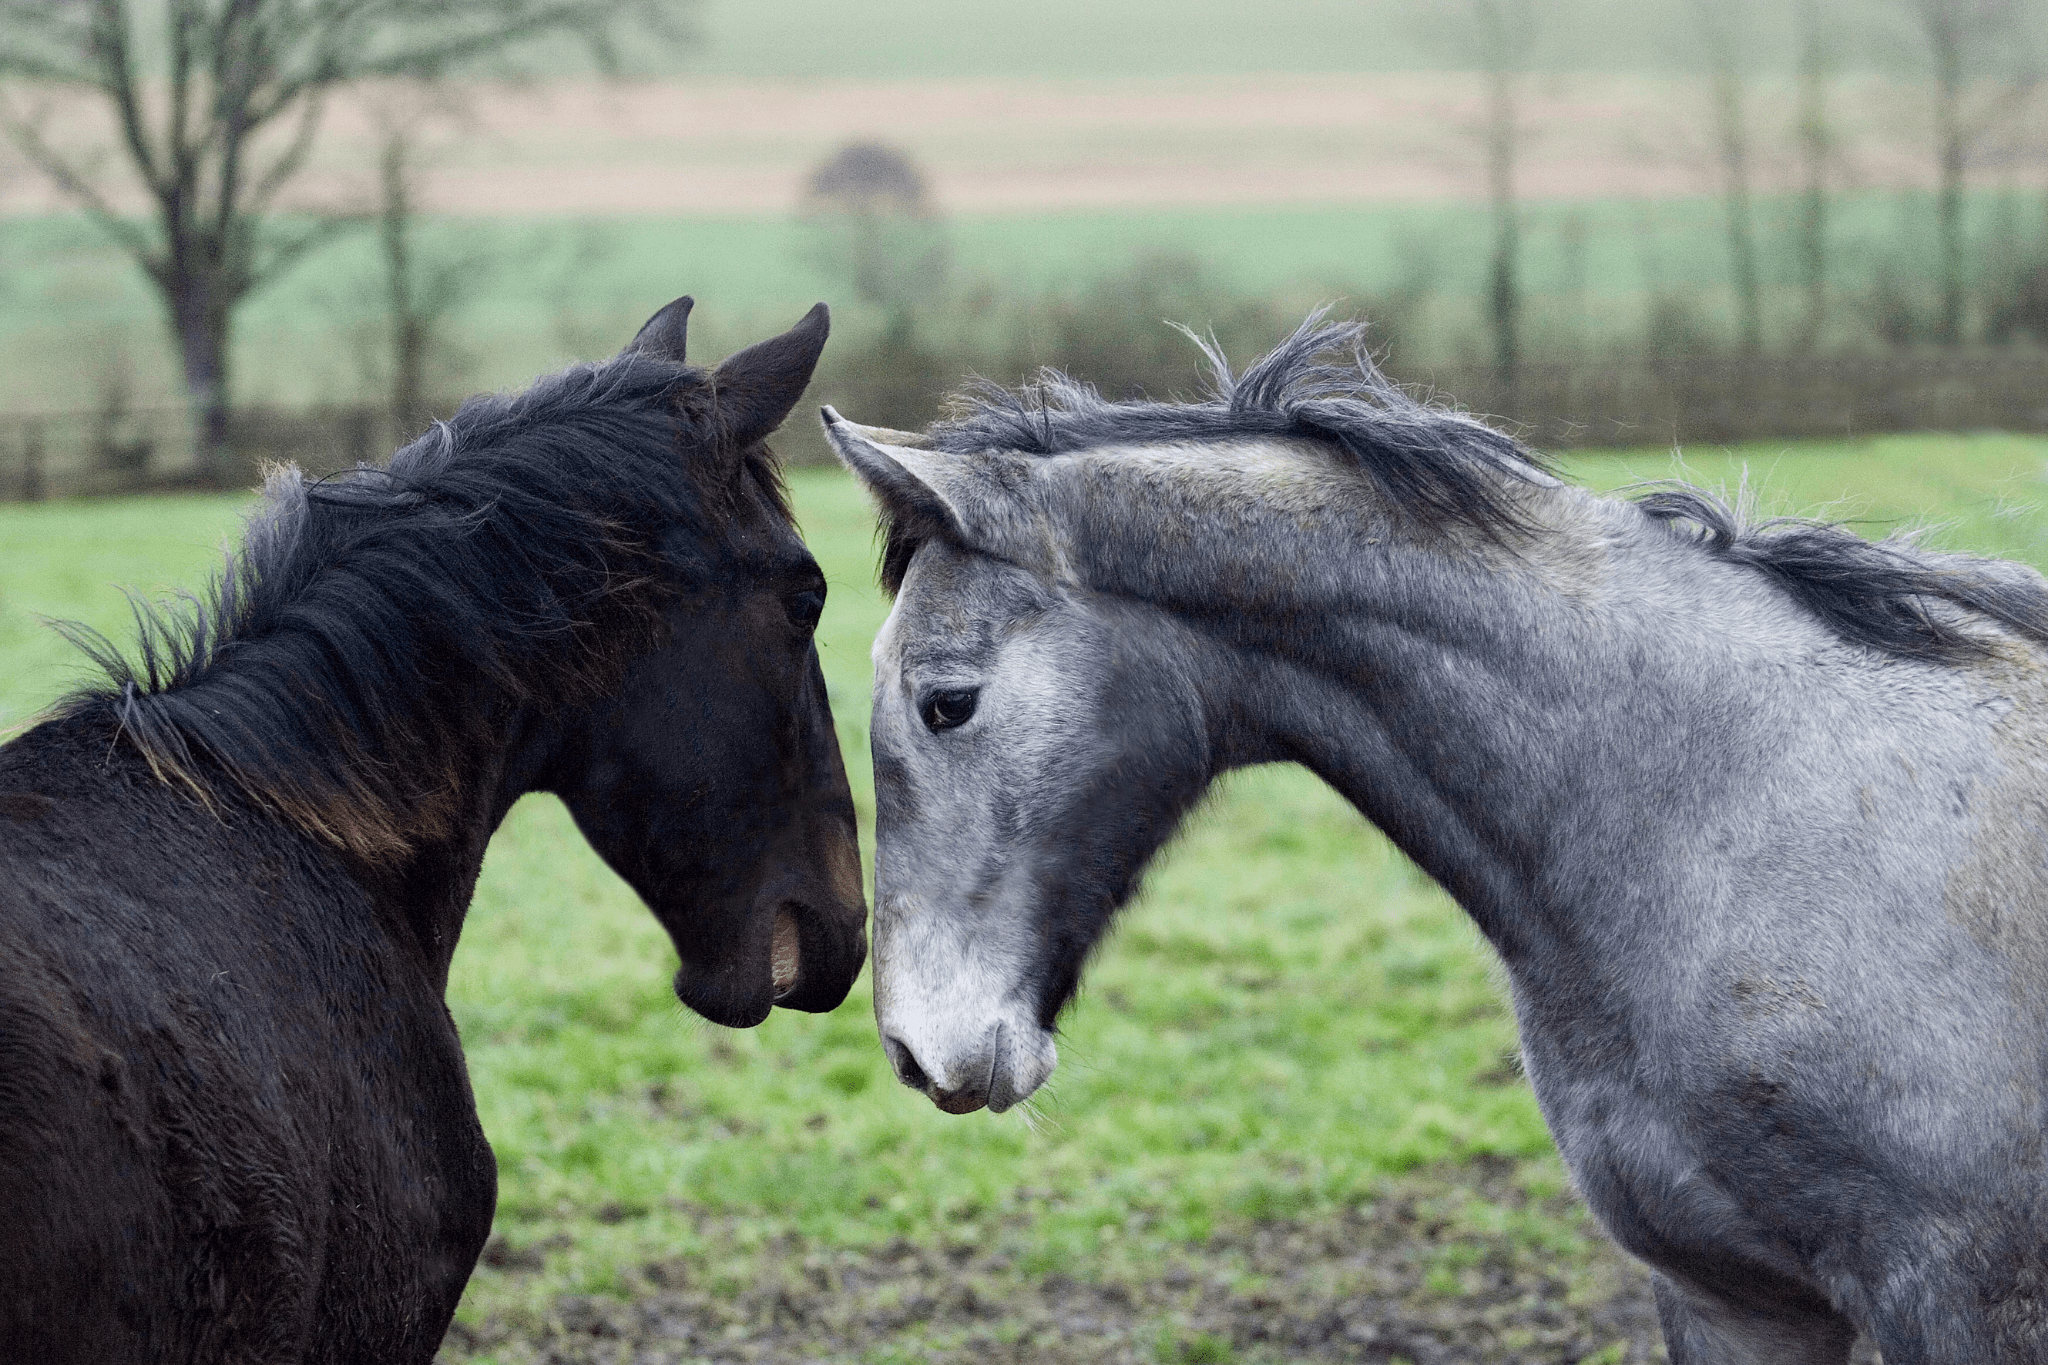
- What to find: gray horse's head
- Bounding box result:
[822,318,1556,1113]
[824,411,1223,1112]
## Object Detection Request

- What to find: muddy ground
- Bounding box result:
[444,1157,1901,1365]
[442,1163,1686,1365]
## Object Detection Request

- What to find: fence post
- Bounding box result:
[21,420,43,502]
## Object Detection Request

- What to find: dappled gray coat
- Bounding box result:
[827,315,2048,1364]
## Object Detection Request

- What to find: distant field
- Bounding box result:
[506,0,1925,82]
[17,71,1937,225]
[678,0,1694,80]
[0,180,2027,423]
[3,436,2046,1361]
[0,19,2030,426]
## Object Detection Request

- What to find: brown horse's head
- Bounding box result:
[83,298,866,1030]
[542,300,866,1027]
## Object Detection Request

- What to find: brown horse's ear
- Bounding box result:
[714,302,831,449]
[626,295,693,362]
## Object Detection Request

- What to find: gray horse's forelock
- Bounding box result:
[879,313,2048,667]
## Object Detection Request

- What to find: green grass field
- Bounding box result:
[3,434,2046,1359]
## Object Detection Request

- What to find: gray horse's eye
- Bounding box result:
[920,688,979,732]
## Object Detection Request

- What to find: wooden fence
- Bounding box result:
[0,404,423,502]
[6,351,2048,501]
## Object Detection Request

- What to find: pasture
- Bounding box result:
[1,431,2042,1361]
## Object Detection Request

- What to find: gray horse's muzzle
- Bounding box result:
[877,1014,1056,1114]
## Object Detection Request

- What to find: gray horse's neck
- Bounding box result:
[1075,456,1987,972]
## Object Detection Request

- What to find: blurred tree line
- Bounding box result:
[1441,0,2048,376]
[796,0,2048,438]
[7,0,2048,470]
[0,0,683,477]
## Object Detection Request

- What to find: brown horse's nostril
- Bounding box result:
[770,906,801,999]
[882,1034,931,1091]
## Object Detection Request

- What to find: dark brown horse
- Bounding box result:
[0,299,866,1363]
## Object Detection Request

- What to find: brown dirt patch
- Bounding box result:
[441,1164,1674,1365]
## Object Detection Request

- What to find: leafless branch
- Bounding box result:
[0,0,686,470]
[0,92,158,266]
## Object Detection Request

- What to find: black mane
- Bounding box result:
[1633,485,2048,662]
[902,315,2048,665]
[59,351,789,858]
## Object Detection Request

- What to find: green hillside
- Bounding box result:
[671,0,1913,80]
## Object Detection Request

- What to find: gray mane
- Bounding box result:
[905,315,2048,665]
[933,311,1553,541]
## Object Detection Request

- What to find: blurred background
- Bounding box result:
[6,0,2048,491]
[3,5,2044,1362]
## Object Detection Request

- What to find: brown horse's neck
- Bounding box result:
[344,707,561,995]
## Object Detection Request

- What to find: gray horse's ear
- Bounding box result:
[627,295,693,362]
[714,302,831,450]
[821,407,970,545]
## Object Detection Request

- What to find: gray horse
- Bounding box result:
[823,317,2048,1363]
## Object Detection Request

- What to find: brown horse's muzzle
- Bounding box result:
[668,818,867,1028]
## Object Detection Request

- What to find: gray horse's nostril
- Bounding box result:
[881,1034,931,1091]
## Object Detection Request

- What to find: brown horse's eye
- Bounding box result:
[785,588,825,633]
[921,688,978,732]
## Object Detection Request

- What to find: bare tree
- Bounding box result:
[1454,0,1538,396]
[0,0,678,477]
[1411,0,1535,387]
[1912,0,2039,343]
[798,141,951,331]
[1690,0,1764,354]
[1794,0,1835,348]
[369,87,485,437]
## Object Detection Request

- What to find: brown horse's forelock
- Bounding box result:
[56,352,781,860]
